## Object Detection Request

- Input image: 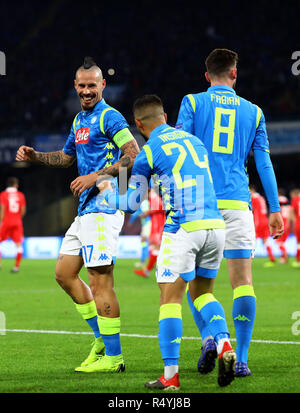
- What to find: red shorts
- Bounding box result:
[0,222,24,243]
[255,224,269,240]
[149,230,163,247]
[294,222,300,243]
[276,230,290,244]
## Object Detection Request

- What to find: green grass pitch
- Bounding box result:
[0,256,300,394]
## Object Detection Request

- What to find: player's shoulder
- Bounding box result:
[95,99,122,117]
[185,91,206,103]
[71,111,82,131]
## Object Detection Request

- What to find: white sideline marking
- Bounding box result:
[1,329,300,345]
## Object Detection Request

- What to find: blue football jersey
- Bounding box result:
[63,98,133,216]
[176,85,270,210]
[105,124,225,234]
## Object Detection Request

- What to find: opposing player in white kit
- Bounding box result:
[99,94,237,390]
[16,57,140,373]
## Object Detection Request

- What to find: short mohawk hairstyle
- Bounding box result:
[83,56,97,69]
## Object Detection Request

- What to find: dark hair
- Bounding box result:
[76,57,99,78]
[7,176,19,187]
[83,56,97,69]
[133,94,163,115]
[205,48,238,77]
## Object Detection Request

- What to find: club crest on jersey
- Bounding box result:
[75,127,90,144]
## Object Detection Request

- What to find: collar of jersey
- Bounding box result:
[82,98,106,116]
[149,123,173,141]
[6,187,17,192]
[208,85,236,94]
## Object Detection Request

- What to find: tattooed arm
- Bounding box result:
[97,139,140,177]
[16,146,75,168]
[70,138,140,197]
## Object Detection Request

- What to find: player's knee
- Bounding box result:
[88,276,97,296]
[54,267,78,287]
[54,269,65,287]
[88,266,114,291]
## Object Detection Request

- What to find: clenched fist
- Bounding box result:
[16,146,37,163]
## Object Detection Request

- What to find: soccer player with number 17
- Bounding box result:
[16,57,140,373]
[176,49,284,377]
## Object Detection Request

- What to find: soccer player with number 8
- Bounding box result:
[176,48,284,377]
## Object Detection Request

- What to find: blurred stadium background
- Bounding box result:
[0,0,299,259]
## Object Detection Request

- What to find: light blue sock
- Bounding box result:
[75,301,101,339]
[186,290,211,341]
[98,316,122,356]
[232,285,256,364]
[158,304,182,367]
[197,298,229,340]
[101,333,121,356]
[86,315,101,339]
[193,293,230,344]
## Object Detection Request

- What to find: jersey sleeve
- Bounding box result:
[101,109,134,148]
[62,122,76,157]
[253,151,280,213]
[252,107,280,213]
[175,94,195,134]
[252,106,270,152]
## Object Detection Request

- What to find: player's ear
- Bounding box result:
[164,112,167,123]
[230,68,237,80]
[102,78,106,90]
[135,118,143,131]
[205,72,211,83]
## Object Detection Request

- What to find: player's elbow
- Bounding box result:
[63,155,76,168]
[253,149,272,171]
[120,140,140,171]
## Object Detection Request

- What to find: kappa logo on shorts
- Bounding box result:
[75,127,90,144]
[162,269,173,277]
[98,253,109,261]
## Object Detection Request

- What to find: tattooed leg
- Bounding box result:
[88,264,120,318]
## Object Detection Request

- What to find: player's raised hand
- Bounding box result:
[16,146,37,162]
[269,212,284,239]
